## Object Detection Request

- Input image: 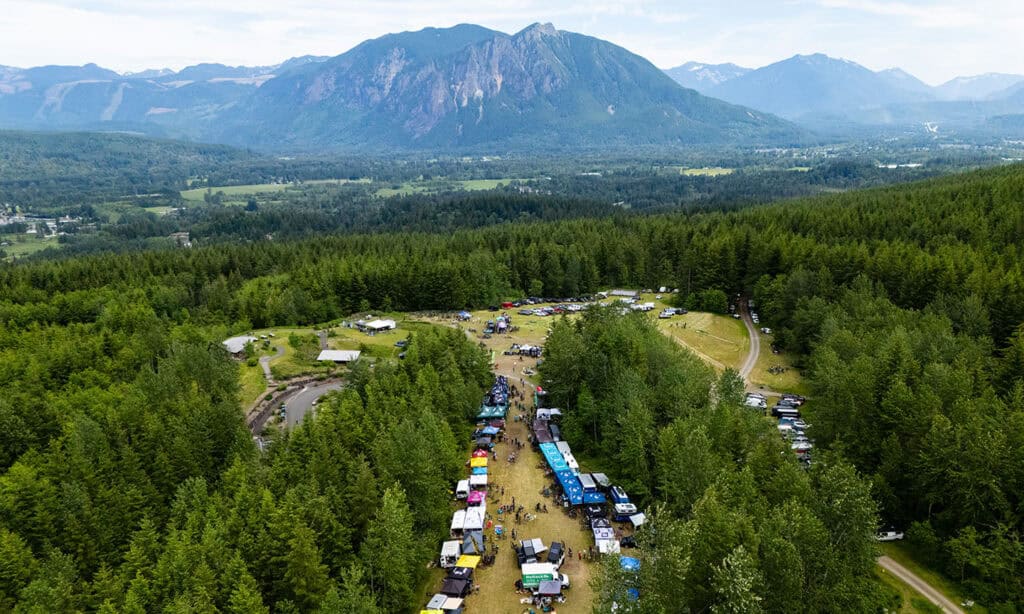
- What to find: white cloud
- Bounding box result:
[0,0,1021,83]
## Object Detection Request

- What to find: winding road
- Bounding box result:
[285,381,342,428]
[738,304,962,612]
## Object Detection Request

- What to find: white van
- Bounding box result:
[455,479,470,500]
[440,540,461,568]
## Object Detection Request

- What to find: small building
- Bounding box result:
[355,319,397,333]
[222,335,257,357]
[316,350,361,363]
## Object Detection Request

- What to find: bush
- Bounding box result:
[246,357,258,367]
[276,383,287,391]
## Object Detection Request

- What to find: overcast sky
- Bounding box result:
[2,0,1022,84]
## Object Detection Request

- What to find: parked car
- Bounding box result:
[876,530,905,542]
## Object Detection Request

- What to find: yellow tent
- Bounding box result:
[420,610,443,614]
[455,554,481,568]
[470,457,488,468]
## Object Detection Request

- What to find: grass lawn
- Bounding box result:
[143,206,175,216]
[238,362,269,408]
[375,177,516,198]
[879,543,985,614]
[748,332,810,395]
[1,234,59,259]
[656,310,749,372]
[180,183,291,201]
[682,167,734,176]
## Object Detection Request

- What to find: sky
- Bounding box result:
[1,0,1023,84]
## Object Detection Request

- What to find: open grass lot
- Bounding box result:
[181,183,292,201]
[1,234,59,260]
[682,167,734,176]
[879,543,986,614]
[655,310,749,372]
[375,177,517,198]
[238,362,269,408]
[748,331,811,396]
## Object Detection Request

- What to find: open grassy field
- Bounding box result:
[180,183,291,201]
[681,167,734,176]
[879,543,985,614]
[748,330,810,395]
[375,177,516,198]
[656,310,749,372]
[1,234,61,260]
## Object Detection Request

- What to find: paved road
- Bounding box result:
[878,556,965,614]
[259,345,284,383]
[284,381,342,428]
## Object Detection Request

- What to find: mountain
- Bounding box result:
[707,53,934,120]
[876,68,934,97]
[936,73,1024,100]
[663,62,750,92]
[218,23,798,150]
[988,80,1024,102]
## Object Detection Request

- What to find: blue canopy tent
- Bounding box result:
[620,556,641,572]
[583,492,607,504]
[471,467,488,475]
[481,426,500,436]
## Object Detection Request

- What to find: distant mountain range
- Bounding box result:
[663,54,1024,133]
[662,62,751,93]
[3,25,1023,148]
[0,24,799,150]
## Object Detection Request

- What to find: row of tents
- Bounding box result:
[424,377,510,614]
[476,375,509,420]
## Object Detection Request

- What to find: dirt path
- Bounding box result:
[259,345,284,383]
[878,556,966,614]
[738,307,759,382]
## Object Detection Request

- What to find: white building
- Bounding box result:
[222,336,257,356]
[316,350,361,363]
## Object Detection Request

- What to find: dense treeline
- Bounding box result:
[539,308,886,612]
[0,311,490,611]
[0,162,1023,608]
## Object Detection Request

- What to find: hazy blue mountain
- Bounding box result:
[707,54,934,119]
[220,23,798,150]
[663,62,751,92]
[936,73,1024,100]
[876,68,934,97]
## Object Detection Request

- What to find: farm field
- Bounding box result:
[0,234,59,259]
[180,183,291,201]
[681,166,734,176]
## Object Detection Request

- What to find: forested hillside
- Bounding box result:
[0,163,1022,609]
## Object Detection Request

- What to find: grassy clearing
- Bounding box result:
[656,311,749,372]
[879,543,985,614]
[681,167,734,176]
[143,206,175,216]
[238,362,269,408]
[1,234,59,259]
[375,177,516,198]
[748,332,810,395]
[180,183,291,201]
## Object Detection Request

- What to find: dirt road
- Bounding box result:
[259,345,284,383]
[878,556,965,614]
[738,308,759,382]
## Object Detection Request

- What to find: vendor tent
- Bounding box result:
[593,527,615,542]
[520,538,548,555]
[471,467,487,475]
[597,539,621,554]
[537,408,562,421]
[470,457,488,468]
[582,491,606,504]
[629,513,647,527]
[450,510,466,533]
[440,578,470,598]
[455,555,481,569]
[448,567,473,581]
[591,473,612,489]
[462,530,485,555]
[467,491,484,505]
[481,426,500,436]
[537,580,563,596]
[469,474,488,488]
[463,508,485,531]
[471,449,488,458]
[555,441,572,455]
[426,594,448,609]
